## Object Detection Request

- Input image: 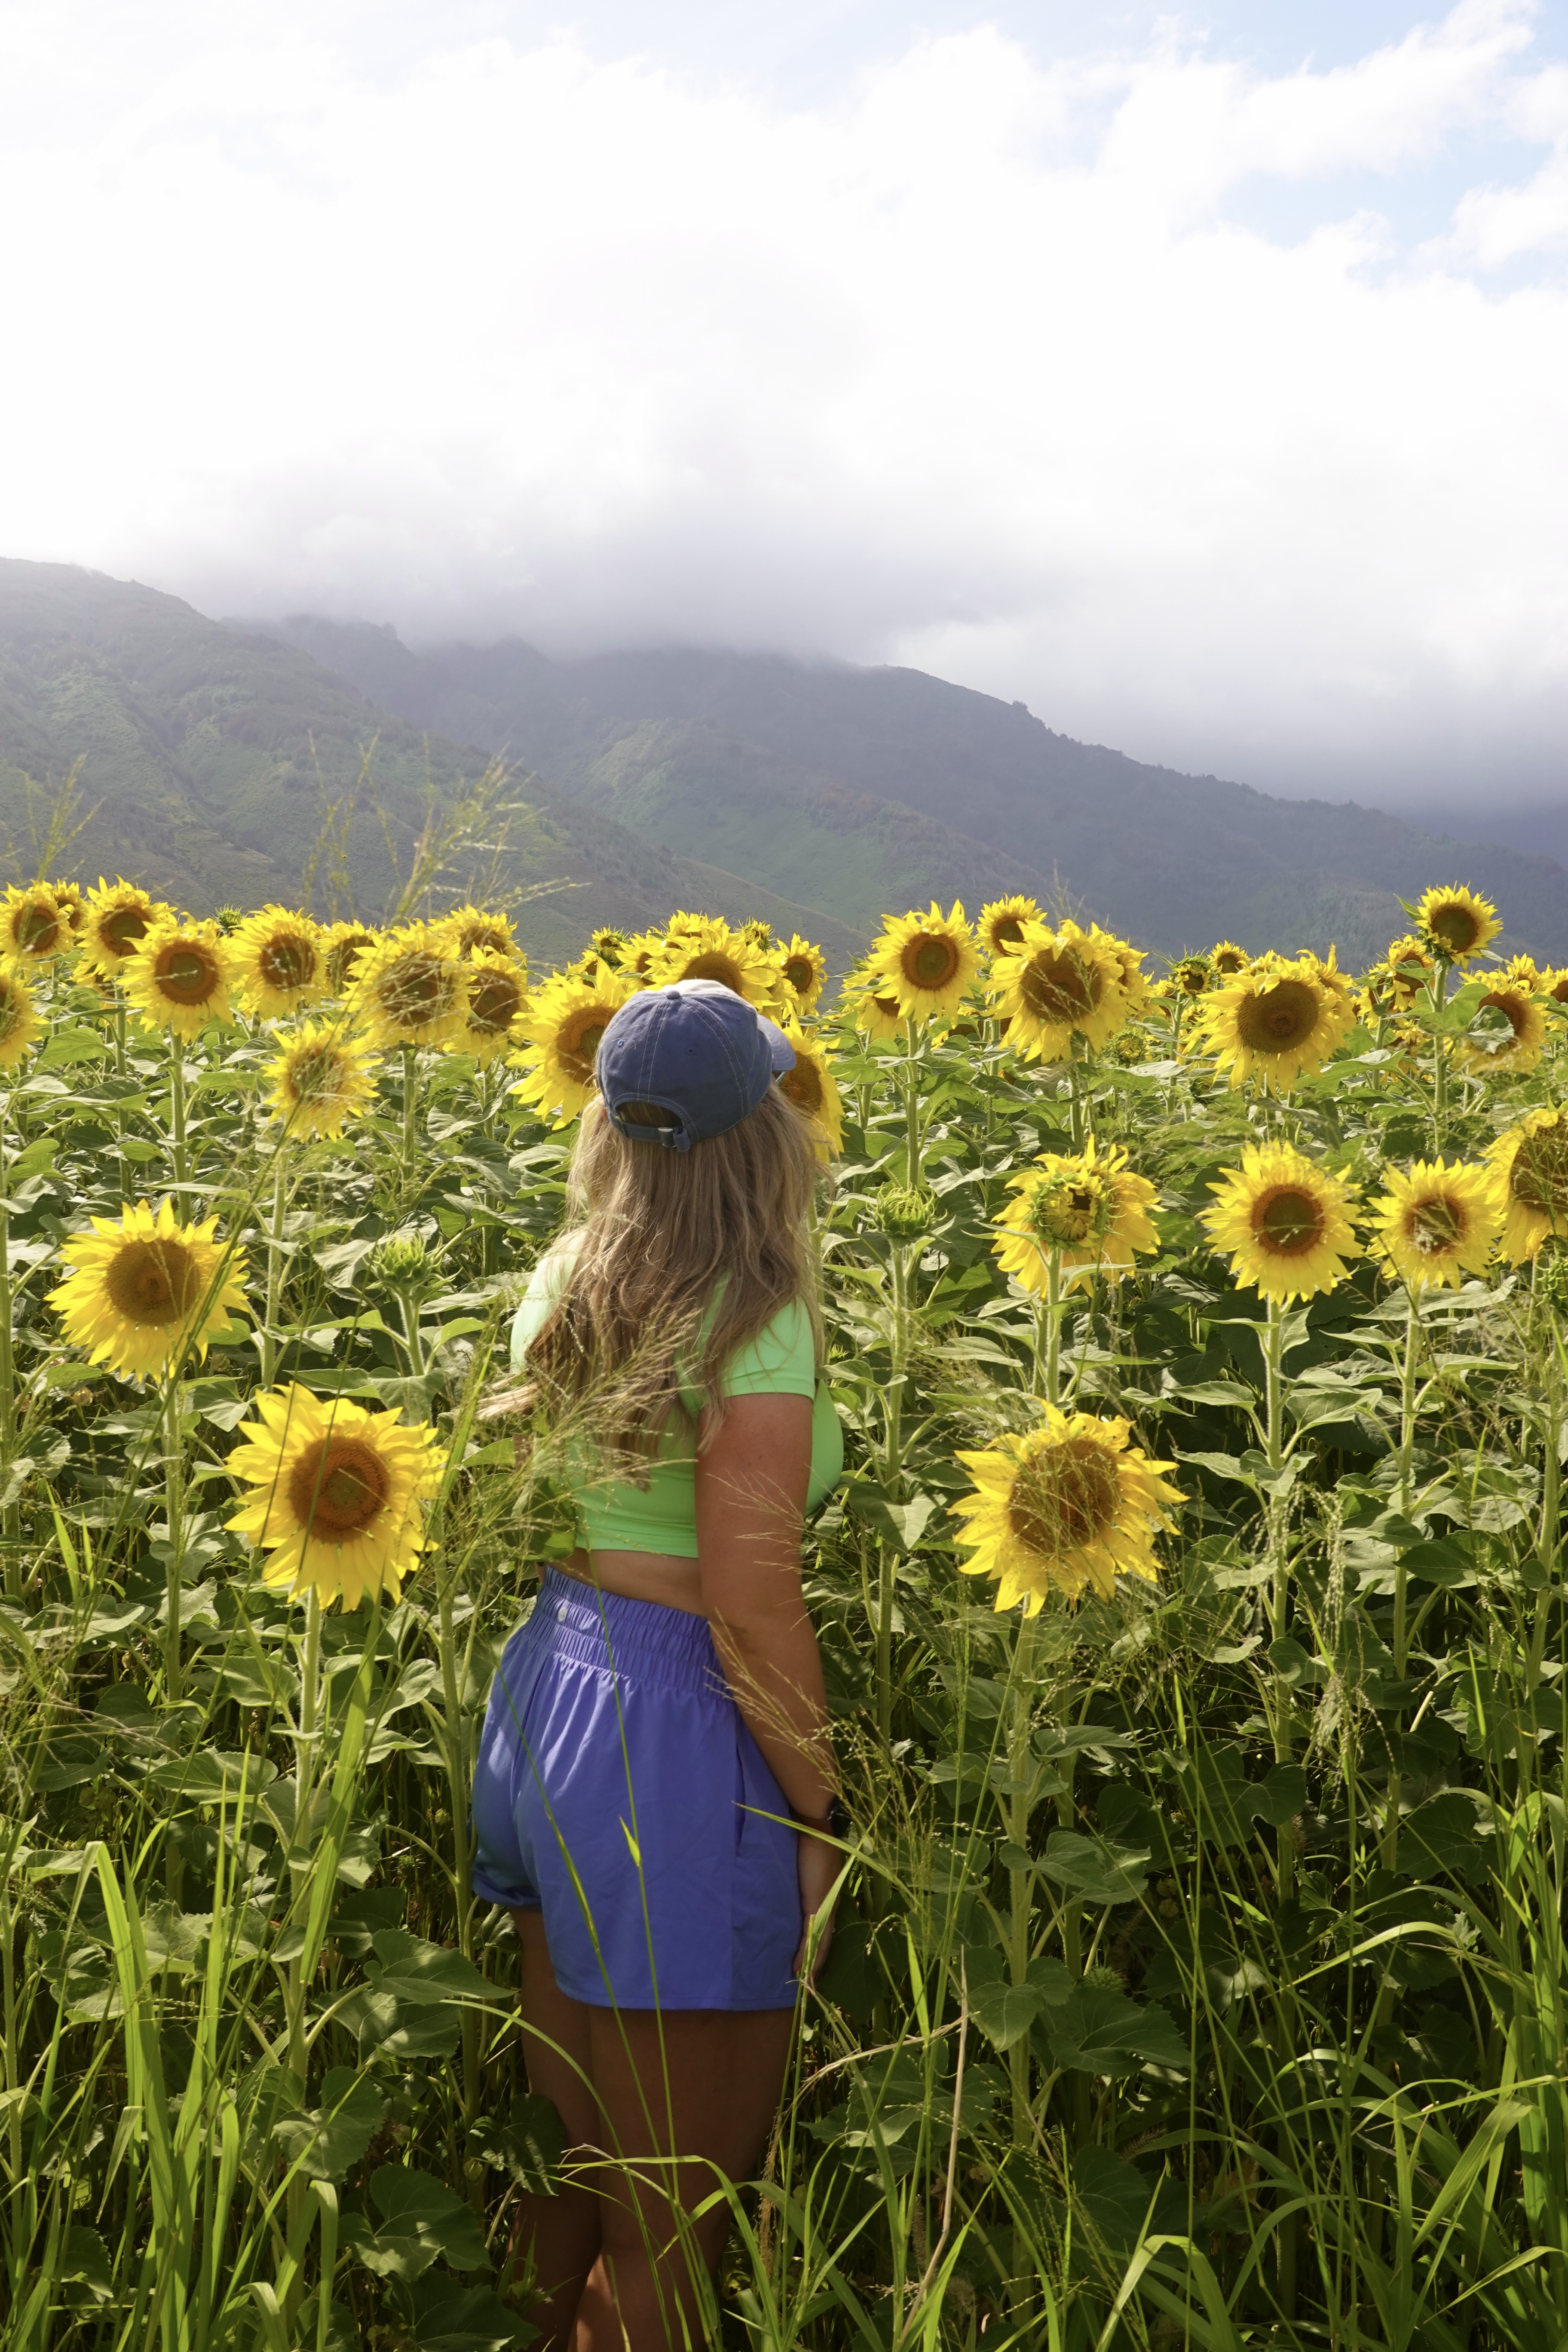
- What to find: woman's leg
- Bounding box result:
[511,1911,603,2352]
[571,2004,796,2352]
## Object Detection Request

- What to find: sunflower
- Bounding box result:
[509,966,637,1126]
[622,930,665,977]
[1302,944,1355,1014]
[776,1023,843,1155]
[79,879,161,977]
[0,969,41,1068]
[1458,980,1547,1075]
[588,927,628,969]
[1201,1142,1360,1302]
[1170,956,1212,998]
[322,922,379,996]
[1210,941,1250,977]
[867,901,979,1022]
[347,923,468,1050]
[848,975,906,1042]
[1194,952,1354,1092]
[1416,884,1503,965]
[264,1023,380,1140]
[647,915,784,1010]
[952,1406,1182,1613]
[986,918,1127,1060]
[1486,1108,1568,1263]
[226,1384,444,1611]
[0,883,70,965]
[993,1138,1160,1293]
[742,919,775,949]
[48,1198,248,1379]
[230,906,325,1021]
[1372,1159,1500,1291]
[1102,930,1152,1014]
[1383,934,1438,1009]
[454,946,530,1065]
[50,880,86,937]
[1540,968,1568,1010]
[439,905,521,962]
[776,934,828,1016]
[1504,954,1541,989]
[122,917,234,1038]
[979,895,1040,958]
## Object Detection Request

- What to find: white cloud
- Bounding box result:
[0,0,1566,805]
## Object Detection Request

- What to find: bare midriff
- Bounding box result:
[556,1544,707,1615]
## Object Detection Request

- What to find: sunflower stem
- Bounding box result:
[113,999,132,1204]
[1032,1251,1062,1406]
[436,1556,482,2132]
[1067,1035,1086,1152]
[261,1153,288,1389]
[1263,1294,1294,1896]
[1527,1276,1561,1701]
[1007,1605,1039,2150]
[902,1019,922,1185]
[1430,960,1450,1152]
[170,1041,190,1218]
[286,1586,324,2092]
[0,1104,17,1607]
[402,1043,418,1167]
[1393,1293,1420,1681]
[163,1379,186,1707]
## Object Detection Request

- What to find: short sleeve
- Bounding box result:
[721,1297,818,1399]
[510,1243,575,1371]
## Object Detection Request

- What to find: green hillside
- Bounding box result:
[276,622,1568,967]
[0,563,861,968]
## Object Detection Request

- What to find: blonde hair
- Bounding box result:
[508,1087,824,1461]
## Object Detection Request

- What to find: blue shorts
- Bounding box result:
[470,1570,802,2010]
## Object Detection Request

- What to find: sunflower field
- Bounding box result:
[3,868,1568,2352]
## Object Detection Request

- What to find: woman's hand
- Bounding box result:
[793,1828,841,1983]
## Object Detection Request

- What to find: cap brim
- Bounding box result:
[756,1013,795,1074]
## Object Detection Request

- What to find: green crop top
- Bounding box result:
[509,1245,845,1559]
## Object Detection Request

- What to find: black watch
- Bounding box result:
[797,1797,852,1840]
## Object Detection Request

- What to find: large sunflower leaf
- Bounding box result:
[273,2067,386,2182]
[1045,1988,1190,2076]
[341,2166,490,2281]
[1039,1831,1150,1905]
[407,2279,532,2350]
[368,1930,492,2005]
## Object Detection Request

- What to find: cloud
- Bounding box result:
[2,0,1566,806]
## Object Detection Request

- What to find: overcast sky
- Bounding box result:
[3,0,1567,818]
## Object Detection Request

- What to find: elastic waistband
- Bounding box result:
[522,1567,728,1698]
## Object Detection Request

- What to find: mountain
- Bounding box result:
[273,621,1568,968]
[0,562,860,966]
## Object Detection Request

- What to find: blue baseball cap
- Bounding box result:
[597,979,796,1150]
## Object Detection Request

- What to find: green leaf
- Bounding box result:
[1038,1831,1150,1905]
[408,2278,533,2351]
[1045,1986,1189,2075]
[343,1988,462,2061]
[1402,1791,1489,1883]
[36,1028,109,1070]
[368,1930,492,2006]
[57,2225,114,2300]
[342,2165,490,2281]
[471,2092,567,2195]
[273,2067,386,2182]
[961,1945,1073,2051]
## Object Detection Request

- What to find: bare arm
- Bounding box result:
[695,1390,836,1820]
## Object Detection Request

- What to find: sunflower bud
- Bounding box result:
[215,906,244,935]
[874,1183,937,1241]
[1536,1237,1568,1316]
[373,1233,434,1291]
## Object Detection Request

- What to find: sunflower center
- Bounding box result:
[903,934,961,992]
[154,942,221,1005]
[1237,980,1319,1053]
[1428,903,1481,956]
[1253,1185,1325,1257]
[260,934,316,991]
[558,1011,609,1080]
[288,1046,346,1103]
[1476,990,1525,1044]
[104,1238,202,1326]
[288,1437,391,1540]
[989,916,1026,950]
[1175,962,1209,997]
[1026,1173,1112,1247]
[1409,1194,1466,1253]
[872,994,900,1020]
[101,906,150,954]
[380,952,450,1025]
[1008,1438,1121,1558]
[469,973,524,1034]
[326,933,374,992]
[784,955,815,993]
[14,901,60,955]
[1020,947,1098,1023]
[1511,1126,1568,1216]
[1213,949,1248,974]
[780,1058,824,1116]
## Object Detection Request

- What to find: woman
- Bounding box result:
[471,977,847,2352]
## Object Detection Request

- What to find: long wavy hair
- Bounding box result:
[501,1085,824,1466]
